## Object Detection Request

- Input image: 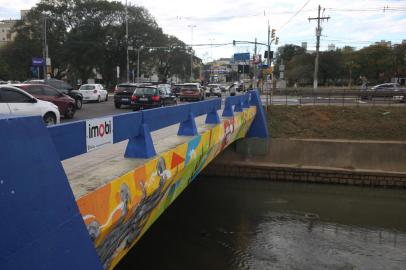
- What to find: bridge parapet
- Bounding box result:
[0,90,267,270]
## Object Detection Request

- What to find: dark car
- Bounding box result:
[131,85,177,111]
[179,83,204,102]
[171,84,183,97]
[14,83,76,118]
[361,83,405,101]
[25,79,83,109]
[114,83,139,108]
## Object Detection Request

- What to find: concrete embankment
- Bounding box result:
[202,138,406,188]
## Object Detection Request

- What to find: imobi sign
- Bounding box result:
[86,117,113,152]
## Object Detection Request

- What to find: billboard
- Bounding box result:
[32,57,45,67]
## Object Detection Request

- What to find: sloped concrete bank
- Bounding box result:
[201,138,406,188]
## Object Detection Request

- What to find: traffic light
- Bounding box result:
[271,29,276,39]
[264,50,273,59]
[275,37,279,45]
[233,40,236,46]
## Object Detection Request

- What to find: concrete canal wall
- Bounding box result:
[202,138,406,188]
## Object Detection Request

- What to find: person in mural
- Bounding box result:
[221,118,235,151]
[89,157,173,269]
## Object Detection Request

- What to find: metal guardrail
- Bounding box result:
[261,88,406,106]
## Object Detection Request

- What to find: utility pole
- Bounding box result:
[254,37,257,88]
[125,0,129,83]
[137,47,141,83]
[42,15,48,79]
[266,22,270,109]
[188,25,196,82]
[309,5,330,89]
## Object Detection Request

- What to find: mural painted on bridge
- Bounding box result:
[76,107,256,269]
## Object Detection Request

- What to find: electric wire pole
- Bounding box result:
[309,5,330,89]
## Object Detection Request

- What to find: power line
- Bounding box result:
[325,6,406,12]
[278,0,312,30]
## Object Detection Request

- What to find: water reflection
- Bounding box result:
[116,177,406,270]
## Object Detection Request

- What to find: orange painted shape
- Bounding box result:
[171,152,185,169]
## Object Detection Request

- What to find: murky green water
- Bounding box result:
[116,177,406,270]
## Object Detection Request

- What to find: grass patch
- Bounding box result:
[267,106,406,140]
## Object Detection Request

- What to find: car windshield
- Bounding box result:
[80,85,96,90]
[118,84,137,91]
[134,87,157,95]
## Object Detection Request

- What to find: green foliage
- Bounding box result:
[274,43,406,86]
[0,0,193,86]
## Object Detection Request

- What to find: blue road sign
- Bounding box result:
[32,57,45,67]
[233,53,250,61]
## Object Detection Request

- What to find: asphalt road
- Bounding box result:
[62,95,224,123]
[62,92,406,123]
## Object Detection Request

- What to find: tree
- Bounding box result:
[355,44,393,84]
[285,53,314,85]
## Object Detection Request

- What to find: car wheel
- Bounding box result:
[64,104,75,119]
[115,102,121,109]
[43,113,56,126]
[97,96,101,103]
[105,94,108,102]
[75,98,83,110]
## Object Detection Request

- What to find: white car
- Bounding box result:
[0,85,60,125]
[79,84,108,102]
[207,84,222,97]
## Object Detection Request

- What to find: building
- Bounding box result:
[328,44,335,51]
[204,58,232,83]
[0,10,28,47]
[0,20,17,46]
[375,40,392,47]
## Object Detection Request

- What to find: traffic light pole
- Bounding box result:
[266,23,270,110]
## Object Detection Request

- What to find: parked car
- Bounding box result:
[14,84,76,119]
[361,83,406,101]
[25,79,84,109]
[219,85,227,92]
[179,83,204,102]
[206,84,222,97]
[79,84,108,103]
[131,85,177,111]
[0,85,60,125]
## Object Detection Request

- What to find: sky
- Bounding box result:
[1,0,405,63]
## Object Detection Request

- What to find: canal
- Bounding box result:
[116,177,406,270]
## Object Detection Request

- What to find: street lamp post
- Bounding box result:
[125,0,129,83]
[187,25,196,82]
[42,15,48,79]
[137,46,143,83]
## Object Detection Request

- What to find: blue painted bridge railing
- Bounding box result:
[0,90,268,270]
[48,90,267,160]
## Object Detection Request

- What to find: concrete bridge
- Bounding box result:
[0,90,268,270]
